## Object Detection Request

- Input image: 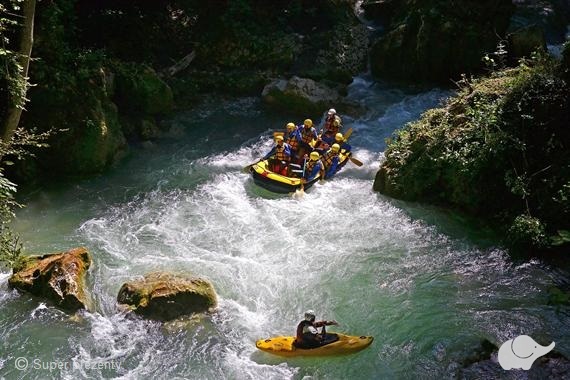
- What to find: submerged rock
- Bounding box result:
[460,342,570,379]
[117,272,217,321]
[8,247,92,312]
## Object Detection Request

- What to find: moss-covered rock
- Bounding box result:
[375,57,570,253]
[22,66,127,177]
[8,247,92,312]
[114,64,174,115]
[261,76,364,117]
[262,76,345,116]
[368,0,515,82]
[117,272,217,321]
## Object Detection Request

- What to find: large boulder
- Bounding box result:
[368,0,515,82]
[262,76,347,117]
[114,65,174,115]
[117,272,217,321]
[21,66,128,179]
[8,247,92,312]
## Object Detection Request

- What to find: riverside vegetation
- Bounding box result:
[375,47,570,255]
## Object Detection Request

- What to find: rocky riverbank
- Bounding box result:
[374,46,570,254]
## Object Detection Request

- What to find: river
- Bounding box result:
[1,74,569,379]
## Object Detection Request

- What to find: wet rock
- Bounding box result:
[461,339,498,368]
[23,66,128,177]
[8,247,92,312]
[117,272,217,322]
[460,345,570,379]
[261,76,361,117]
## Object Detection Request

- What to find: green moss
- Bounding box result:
[117,272,218,321]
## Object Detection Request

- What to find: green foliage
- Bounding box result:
[0,128,52,270]
[1,0,30,114]
[379,55,570,253]
[482,40,508,72]
[507,214,547,250]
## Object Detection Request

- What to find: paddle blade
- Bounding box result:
[242,162,258,173]
[343,127,353,141]
[349,156,363,166]
[292,185,305,199]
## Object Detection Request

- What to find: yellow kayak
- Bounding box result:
[255,333,373,357]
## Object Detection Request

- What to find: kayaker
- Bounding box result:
[334,132,352,154]
[303,151,324,182]
[298,119,318,158]
[262,135,291,175]
[294,310,339,349]
[321,108,342,145]
[322,143,341,180]
[285,122,302,163]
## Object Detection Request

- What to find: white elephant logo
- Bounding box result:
[498,335,555,370]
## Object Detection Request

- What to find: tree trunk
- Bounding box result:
[0,0,36,143]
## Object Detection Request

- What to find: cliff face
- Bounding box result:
[375,50,570,253]
[365,0,515,83]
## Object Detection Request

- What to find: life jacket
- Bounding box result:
[324,115,341,135]
[286,131,299,151]
[300,126,316,144]
[275,144,289,161]
[304,159,322,179]
[321,150,338,170]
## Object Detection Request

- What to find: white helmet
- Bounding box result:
[304,310,315,321]
[327,108,336,115]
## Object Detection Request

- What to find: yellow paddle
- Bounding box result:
[338,128,364,167]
